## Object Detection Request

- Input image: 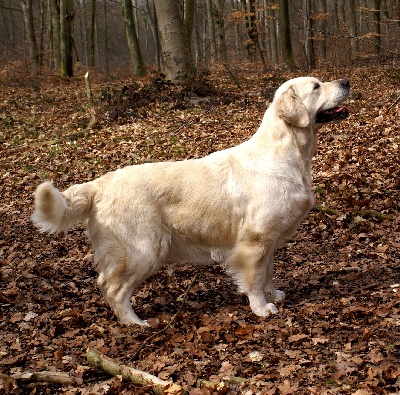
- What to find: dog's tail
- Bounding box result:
[31,181,94,234]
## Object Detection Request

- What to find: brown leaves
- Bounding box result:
[1,67,400,394]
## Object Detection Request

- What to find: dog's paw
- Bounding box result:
[118,313,149,327]
[265,289,286,302]
[252,302,279,317]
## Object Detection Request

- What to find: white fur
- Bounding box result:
[31,77,349,326]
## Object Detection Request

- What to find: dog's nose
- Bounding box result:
[340,79,350,89]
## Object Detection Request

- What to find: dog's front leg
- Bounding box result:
[230,235,280,317]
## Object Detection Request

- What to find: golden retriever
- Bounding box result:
[32,77,350,326]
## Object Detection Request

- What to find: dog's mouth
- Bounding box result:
[316,105,350,123]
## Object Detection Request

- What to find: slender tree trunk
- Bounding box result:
[192,5,202,65]
[49,0,61,71]
[21,0,39,68]
[103,0,109,75]
[230,0,242,61]
[317,0,327,63]
[39,0,45,66]
[154,0,192,82]
[60,0,73,77]
[303,0,315,68]
[120,0,145,75]
[89,0,95,68]
[145,0,161,69]
[268,2,278,65]
[214,0,227,61]
[374,0,381,54]
[347,0,360,58]
[205,0,217,62]
[279,0,296,69]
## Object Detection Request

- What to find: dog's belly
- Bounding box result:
[169,236,215,264]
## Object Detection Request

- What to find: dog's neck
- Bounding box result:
[252,112,317,166]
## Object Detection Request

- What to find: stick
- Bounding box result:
[85,71,97,129]
[11,371,83,386]
[386,94,400,114]
[86,348,182,395]
[130,273,199,361]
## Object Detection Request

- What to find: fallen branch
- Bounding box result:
[86,348,182,395]
[386,93,400,113]
[350,282,380,294]
[130,273,199,361]
[11,371,83,386]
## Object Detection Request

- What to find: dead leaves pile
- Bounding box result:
[0,64,399,394]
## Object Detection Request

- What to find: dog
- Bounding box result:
[31,77,350,326]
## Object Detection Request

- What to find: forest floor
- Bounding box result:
[0,62,399,395]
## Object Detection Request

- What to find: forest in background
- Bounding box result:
[1,0,400,80]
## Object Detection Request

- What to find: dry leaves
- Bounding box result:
[0,65,399,394]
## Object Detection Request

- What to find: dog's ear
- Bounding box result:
[276,87,310,128]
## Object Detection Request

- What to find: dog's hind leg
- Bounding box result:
[95,232,170,326]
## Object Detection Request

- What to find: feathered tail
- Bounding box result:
[31,181,94,234]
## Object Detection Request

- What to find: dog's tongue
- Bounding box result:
[316,105,350,123]
[333,105,349,114]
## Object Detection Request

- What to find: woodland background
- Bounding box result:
[0,0,400,395]
[1,0,400,78]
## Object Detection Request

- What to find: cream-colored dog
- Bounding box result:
[32,77,350,326]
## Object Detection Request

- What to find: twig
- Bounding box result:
[11,371,83,386]
[86,348,182,395]
[350,282,380,294]
[386,94,400,114]
[130,273,199,361]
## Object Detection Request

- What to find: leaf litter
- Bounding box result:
[0,65,399,394]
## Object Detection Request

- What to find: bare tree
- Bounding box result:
[154,0,192,82]
[60,0,73,77]
[206,0,217,62]
[279,0,296,69]
[145,0,161,69]
[303,0,315,68]
[49,0,61,71]
[89,0,95,68]
[21,0,39,67]
[121,0,145,75]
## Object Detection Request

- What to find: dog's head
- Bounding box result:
[273,77,350,128]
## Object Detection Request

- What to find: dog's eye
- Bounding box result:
[313,83,320,90]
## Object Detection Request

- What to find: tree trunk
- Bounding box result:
[145,0,161,70]
[154,0,192,83]
[121,0,145,75]
[214,0,227,61]
[21,0,39,68]
[205,0,217,62]
[347,0,360,58]
[279,0,296,70]
[89,0,95,68]
[39,0,45,66]
[317,0,327,63]
[373,0,381,54]
[103,0,109,75]
[60,0,73,77]
[303,0,315,68]
[268,1,278,65]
